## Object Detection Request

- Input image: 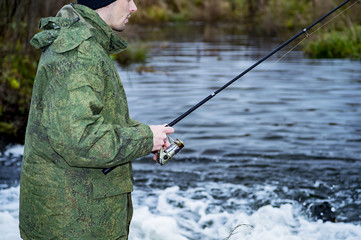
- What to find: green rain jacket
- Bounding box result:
[19,4,153,239]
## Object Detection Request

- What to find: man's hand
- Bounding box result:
[149,124,174,161]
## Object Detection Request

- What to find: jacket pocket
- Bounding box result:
[92,164,133,199]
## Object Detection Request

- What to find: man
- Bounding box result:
[19,0,174,239]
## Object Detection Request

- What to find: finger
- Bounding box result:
[152,151,158,159]
[164,141,171,149]
[164,127,174,134]
[153,154,160,163]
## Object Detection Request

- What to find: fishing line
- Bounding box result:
[103,0,357,174]
[175,0,360,140]
[274,0,360,64]
[165,0,355,128]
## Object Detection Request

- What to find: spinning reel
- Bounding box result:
[157,137,184,165]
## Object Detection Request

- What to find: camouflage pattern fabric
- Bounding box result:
[19,4,153,239]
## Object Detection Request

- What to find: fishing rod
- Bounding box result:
[103,0,355,175]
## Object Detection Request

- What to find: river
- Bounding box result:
[1,24,361,239]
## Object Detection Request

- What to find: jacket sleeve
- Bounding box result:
[41,71,154,168]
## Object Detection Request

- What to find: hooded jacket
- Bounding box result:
[19,4,153,239]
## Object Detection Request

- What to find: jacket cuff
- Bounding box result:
[138,122,154,156]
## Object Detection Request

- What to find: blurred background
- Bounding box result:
[1,0,360,147]
[1,0,361,239]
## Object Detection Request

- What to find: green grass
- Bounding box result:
[112,42,150,66]
[303,24,361,59]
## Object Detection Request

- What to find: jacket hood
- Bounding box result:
[30,4,127,54]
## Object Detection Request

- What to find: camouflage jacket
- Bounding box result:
[19,4,153,239]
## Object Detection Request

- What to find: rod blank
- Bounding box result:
[103,0,353,175]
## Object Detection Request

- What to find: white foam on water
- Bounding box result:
[129,206,188,240]
[1,184,361,240]
[0,186,21,240]
[4,145,24,158]
[130,184,361,240]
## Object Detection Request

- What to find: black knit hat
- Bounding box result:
[77,0,116,10]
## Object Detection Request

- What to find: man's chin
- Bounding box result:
[113,28,125,32]
[112,25,126,32]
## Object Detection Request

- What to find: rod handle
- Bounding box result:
[102,166,116,175]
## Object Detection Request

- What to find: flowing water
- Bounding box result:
[1,24,361,239]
